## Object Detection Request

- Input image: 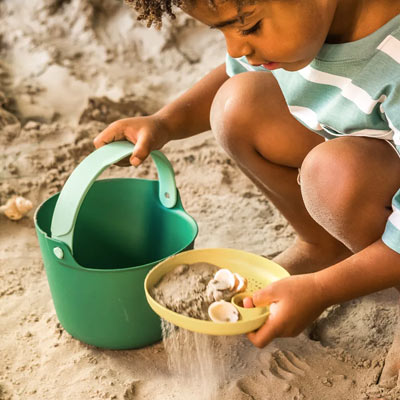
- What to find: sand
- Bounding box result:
[151,262,242,320]
[151,263,219,320]
[1,0,399,399]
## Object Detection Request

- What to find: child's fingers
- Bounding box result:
[269,302,278,317]
[252,284,278,307]
[93,121,127,149]
[247,313,282,348]
[129,133,151,167]
[247,286,282,347]
[243,296,254,308]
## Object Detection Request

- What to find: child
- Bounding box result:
[94,0,400,387]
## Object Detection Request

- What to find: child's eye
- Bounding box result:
[240,20,262,36]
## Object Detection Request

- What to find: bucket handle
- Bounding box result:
[50,141,177,252]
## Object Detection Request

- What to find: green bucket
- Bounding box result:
[34,141,198,349]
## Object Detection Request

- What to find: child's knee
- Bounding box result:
[299,140,362,219]
[210,72,253,150]
[210,71,278,152]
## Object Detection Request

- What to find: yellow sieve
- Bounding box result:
[144,248,289,336]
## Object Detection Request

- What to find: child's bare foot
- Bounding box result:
[379,318,400,389]
[273,237,352,276]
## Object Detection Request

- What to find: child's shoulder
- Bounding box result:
[314,14,400,81]
[376,14,400,58]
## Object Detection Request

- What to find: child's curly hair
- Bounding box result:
[125,0,224,28]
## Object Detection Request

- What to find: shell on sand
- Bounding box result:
[0,196,33,220]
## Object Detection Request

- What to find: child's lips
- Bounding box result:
[262,62,280,71]
[249,61,281,71]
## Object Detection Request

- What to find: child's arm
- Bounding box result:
[94,63,229,166]
[247,239,400,348]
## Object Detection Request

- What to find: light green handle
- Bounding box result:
[51,141,177,252]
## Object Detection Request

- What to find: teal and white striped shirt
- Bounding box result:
[226,14,400,254]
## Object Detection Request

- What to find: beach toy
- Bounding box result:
[145,248,289,336]
[35,141,198,349]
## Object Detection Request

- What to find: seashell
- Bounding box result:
[15,196,33,214]
[233,273,248,293]
[210,278,230,291]
[0,196,33,220]
[208,300,239,323]
[214,268,236,290]
[206,282,224,302]
[213,291,224,301]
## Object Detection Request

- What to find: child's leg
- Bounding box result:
[298,137,400,252]
[210,71,400,382]
[295,136,400,385]
[210,71,351,275]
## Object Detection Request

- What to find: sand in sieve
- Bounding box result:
[151,262,239,320]
[151,262,219,320]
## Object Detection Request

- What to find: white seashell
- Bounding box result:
[0,196,33,220]
[210,278,230,291]
[213,290,224,302]
[234,273,248,293]
[15,196,33,214]
[214,268,236,291]
[208,300,239,323]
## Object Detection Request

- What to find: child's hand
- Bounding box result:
[246,274,328,348]
[93,115,171,167]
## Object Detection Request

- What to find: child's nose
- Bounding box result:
[225,35,253,59]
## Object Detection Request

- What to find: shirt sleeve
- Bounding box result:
[382,189,400,252]
[380,83,400,253]
[381,79,400,148]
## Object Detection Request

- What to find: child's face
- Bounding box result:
[186,0,338,71]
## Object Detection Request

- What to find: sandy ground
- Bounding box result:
[1,1,400,399]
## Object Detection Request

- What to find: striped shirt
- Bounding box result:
[225,14,400,254]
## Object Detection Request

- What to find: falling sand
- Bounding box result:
[161,320,232,400]
[154,263,251,400]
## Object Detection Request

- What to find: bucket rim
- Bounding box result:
[33,176,183,232]
[34,179,199,273]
